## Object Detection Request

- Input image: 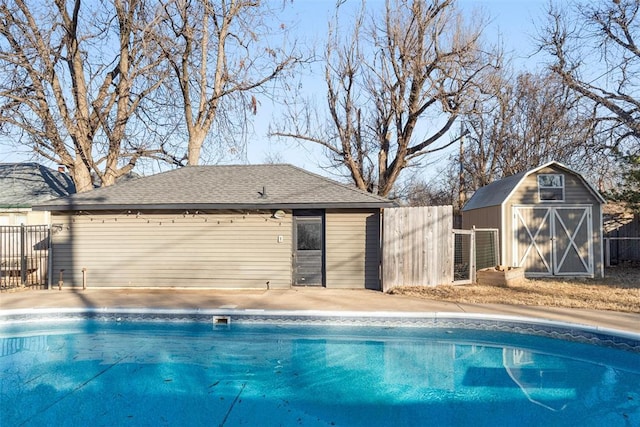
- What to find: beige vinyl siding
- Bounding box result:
[594,204,604,277]
[0,209,49,226]
[503,206,514,267]
[510,166,599,205]
[325,209,380,289]
[50,211,292,288]
[461,205,501,230]
[462,205,503,265]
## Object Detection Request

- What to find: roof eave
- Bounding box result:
[34,201,396,212]
[0,204,32,209]
[462,202,500,212]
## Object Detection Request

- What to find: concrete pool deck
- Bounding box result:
[1,287,639,336]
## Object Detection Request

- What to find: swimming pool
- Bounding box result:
[1,310,639,426]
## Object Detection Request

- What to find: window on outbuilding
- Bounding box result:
[538,174,564,201]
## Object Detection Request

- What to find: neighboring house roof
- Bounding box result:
[0,163,76,209]
[462,161,606,212]
[34,164,395,211]
[603,201,637,234]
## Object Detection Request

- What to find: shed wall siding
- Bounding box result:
[509,166,599,205]
[461,206,501,230]
[505,166,603,276]
[50,211,293,288]
[462,206,503,264]
[325,209,380,289]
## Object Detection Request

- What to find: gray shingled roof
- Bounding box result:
[462,161,605,211]
[461,171,526,211]
[0,163,76,208]
[34,164,394,211]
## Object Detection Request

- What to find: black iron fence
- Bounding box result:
[0,225,50,291]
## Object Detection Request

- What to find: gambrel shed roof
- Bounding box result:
[34,164,395,211]
[462,161,605,211]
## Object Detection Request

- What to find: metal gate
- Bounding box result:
[513,206,593,276]
[0,225,50,290]
[453,228,500,285]
[453,229,474,284]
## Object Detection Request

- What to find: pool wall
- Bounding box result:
[2,308,639,353]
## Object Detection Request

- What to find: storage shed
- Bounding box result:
[34,164,394,290]
[462,162,605,278]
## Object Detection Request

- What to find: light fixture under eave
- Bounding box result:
[272,210,285,219]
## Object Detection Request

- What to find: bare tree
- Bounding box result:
[156,0,303,166]
[459,70,598,193]
[539,0,640,155]
[271,0,499,197]
[392,170,456,206]
[0,0,167,192]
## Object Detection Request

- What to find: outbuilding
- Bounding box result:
[34,164,394,290]
[462,161,606,278]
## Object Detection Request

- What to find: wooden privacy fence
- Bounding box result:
[382,206,453,291]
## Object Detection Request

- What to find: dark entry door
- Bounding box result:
[293,211,324,286]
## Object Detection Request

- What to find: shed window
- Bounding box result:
[538,174,564,201]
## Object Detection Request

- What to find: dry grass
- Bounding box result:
[389,268,640,313]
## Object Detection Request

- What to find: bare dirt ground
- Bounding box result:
[389,267,640,313]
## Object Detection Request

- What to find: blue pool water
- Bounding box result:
[1,318,639,427]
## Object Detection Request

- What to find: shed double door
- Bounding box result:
[513,206,593,276]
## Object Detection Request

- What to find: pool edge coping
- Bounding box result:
[1,307,639,352]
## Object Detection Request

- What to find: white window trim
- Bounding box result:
[537,174,565,202]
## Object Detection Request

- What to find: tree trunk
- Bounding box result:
[187,130,206,166]
[73,161,94,193]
